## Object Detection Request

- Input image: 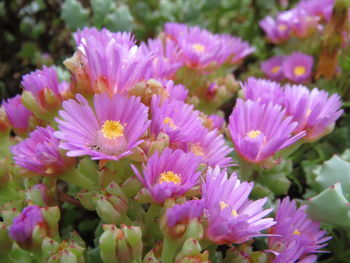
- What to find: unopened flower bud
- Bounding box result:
[175,238,209,263]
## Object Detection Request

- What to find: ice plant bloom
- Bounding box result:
[12,126,72,176]
[9,205,45,244]
[283,85,343,141]
[228,99,305,164]
[259,16,291,44]
[268,197,330,262]
[166,199,204,228]
[21,66,64,109]
[2,95,32,134]
[220,34,255,65]
[55,93,150,160]
[72,27,153,95]
[241,77,284,105]
[150,96,203,149]
[282,52,314,83]
[202,166,275,244]
[187,129,233,168]
[261,56,285,81]
[131,148,202,204]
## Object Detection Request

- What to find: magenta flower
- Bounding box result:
[150,96,203,149]
[131,148,202,204]
[283,85,343,141]
[139,38,182,79]
[157,80,188,102]
[202,166,275,244]
[282,52,314,83]
[261,56,285,81]
[268,197,330,262]
[187,129,233,168]
[241,77,284,105]
[9,205,44,243]
[228,99,305,164]
[166,199,204,227]
[207,114,225,130]
[2,95,32,134]
[75,28,153,95]
[164,22,189,40]
[297,0,334,21]
[220,34,255,65]
[12,126,72,176]
[55,93,150,161]
[21,66,64,109]
[259,16,291,44]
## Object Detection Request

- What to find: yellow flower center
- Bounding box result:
[159,171,182,184]
[192,43,205,53]
[101,120,125,140]
[293,229,301,235]
[247,130,262,139]
[271,66,280,73]
[220,201,229,209]
[294,66,306,77]
[190,143,204,157]
[278,24,287,31]
[231,209,238,217]
[163,117,177,130]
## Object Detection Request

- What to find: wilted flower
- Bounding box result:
[202,166,275,244]
[150,96,203,149]
[268,197,330,262]
[55,93,150,161]
[12,126,72,176]
[261,56,285,81]
[131,148,202,204]
[228,99,305,165]
[241,77,284,105]
[2,95,33,134]
[9,205,45,244]
[282,52,314,83]
[283,85,343,141]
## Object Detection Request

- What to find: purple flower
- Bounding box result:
[219,34,255,65]
[259,16,291,44]
[283,85,343,141]
[21,66,64,109]
[297,0,334,21]
[131,148,202,204]
[166,199,205,228]
[241,77,284,105]
[228,99,305,164]
[187,129,233,168]
[9,205,44,243]
[55,93,150,161]
[139,38,183,79]
[268,197,331,262]
[12,126,71,176]
[282,52,314,83]
[202,166,275,244]
[150,96,203,149]
[2,95,32,134]
[75,28,153,95]
[207,114,225,130]
[261,56,285,81]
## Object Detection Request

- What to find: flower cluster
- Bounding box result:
[0,20,341,263]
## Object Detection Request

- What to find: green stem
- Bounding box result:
[59,169,97,190]
[161,237,178,263]
[145,204,161,226]
[238,158,254,181]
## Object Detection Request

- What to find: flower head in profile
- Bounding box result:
[268,197,330,262]
[282,52,314,83]
[202,166,275,244]
[12,126,73,176]
[132,148,202,204]
[71,27,153,95]
[150,96,203,149]
[2,95,33,134]
[187,129,233,168]
[259,16,291,44]
[219,34,255,65]
[55,93,150,161]
[261,56,285,81]
[283,85,343,141]
[229,99,305,165]
[9,205,45,244]
[241,77,284,105]
[21,66,65,109]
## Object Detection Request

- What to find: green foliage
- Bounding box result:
[61,0,89,31]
